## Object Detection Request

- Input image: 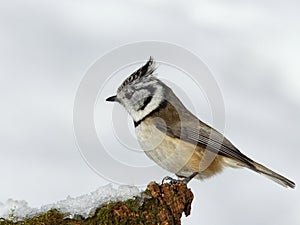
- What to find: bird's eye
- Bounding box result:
[125,91,133,99]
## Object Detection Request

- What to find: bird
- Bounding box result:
[106,57,295,189]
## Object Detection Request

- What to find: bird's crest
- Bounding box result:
[118,57,157,92]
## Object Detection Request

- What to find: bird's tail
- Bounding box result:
[250,161,295,189]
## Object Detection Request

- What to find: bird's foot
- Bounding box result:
[162,172,199,185]
[162,172,199,184]
[162,176,181,185]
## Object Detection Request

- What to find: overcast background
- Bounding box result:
[0,0,300,225]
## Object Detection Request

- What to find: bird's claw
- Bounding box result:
[162,176,181,184]
[162,172,199,185]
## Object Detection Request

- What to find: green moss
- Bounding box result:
[0,209,74,225]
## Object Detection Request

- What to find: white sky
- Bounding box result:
[0,1,299,225]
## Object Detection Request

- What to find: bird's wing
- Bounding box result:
[152,118,255,168]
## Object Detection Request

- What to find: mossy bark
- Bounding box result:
[0,181,194,225]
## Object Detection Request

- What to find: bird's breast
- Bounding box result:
[135,117,203,175]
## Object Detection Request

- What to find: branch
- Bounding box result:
[0,182,194,225]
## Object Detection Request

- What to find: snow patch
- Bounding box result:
[0,184,140,221]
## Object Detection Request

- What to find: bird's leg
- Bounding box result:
[182,172,199,184]
[162,172,199,184]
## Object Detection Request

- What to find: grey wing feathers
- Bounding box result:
[153,117,296,188]
[153,118,255,169]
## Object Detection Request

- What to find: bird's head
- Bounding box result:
[106,57,166,122]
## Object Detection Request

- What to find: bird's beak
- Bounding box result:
[106,95,117,102]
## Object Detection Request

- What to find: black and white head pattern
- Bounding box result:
[115,57,165,123]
